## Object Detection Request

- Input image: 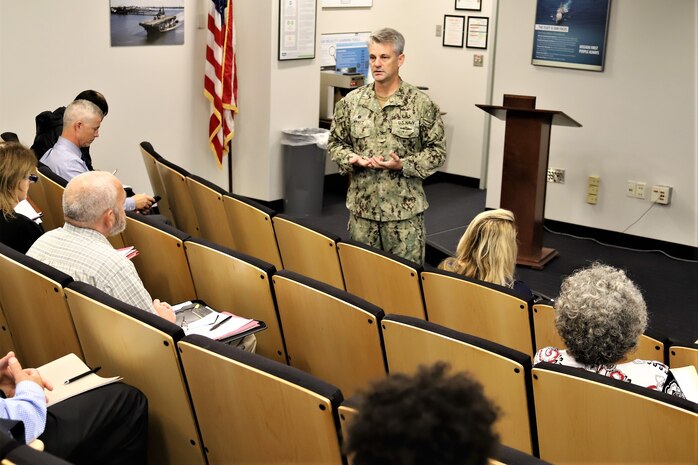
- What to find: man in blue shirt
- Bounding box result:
[40,99,155,212]
[0,351,148,465]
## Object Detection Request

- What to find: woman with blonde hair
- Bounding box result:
[439,209,531,297]
[0,142,44,253]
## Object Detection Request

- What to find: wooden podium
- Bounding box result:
[477,95,581,269]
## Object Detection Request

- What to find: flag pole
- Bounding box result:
[227,140,233,192]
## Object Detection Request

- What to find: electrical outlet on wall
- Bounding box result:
[651,185,672,205]
[635,182,646,199]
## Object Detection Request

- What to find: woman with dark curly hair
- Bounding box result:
[0,142,44,253]
[534,263,685,397]
[345,362,499,465]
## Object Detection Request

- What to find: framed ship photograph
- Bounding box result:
[110,0,184,47]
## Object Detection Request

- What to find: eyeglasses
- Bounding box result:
[28,174,38,183]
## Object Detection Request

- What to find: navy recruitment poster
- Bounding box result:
[531,0,611,71]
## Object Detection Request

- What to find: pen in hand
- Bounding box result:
[64,366,102,385]
[210,314,232,331]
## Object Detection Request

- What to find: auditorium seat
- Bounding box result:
[183,237,287,364]
[337,240,426,319]
[0,303,16,361]
[0,243,82,367]
[272,214,345,289]
[421,269,535,357]
[122,212,196,304]
[272,270,387,397]
[178,334,344,464]
[186,174,236,249]
[36,166,67,232]
[64,281,206,465]
[532,361,698,464]
[669,341,698,372]
[139,141,174,224]
[154,154,200,236]
[381,314,537,454]
[222,193,283,269]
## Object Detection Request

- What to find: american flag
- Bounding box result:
[204,0,237,166]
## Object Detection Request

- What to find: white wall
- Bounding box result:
[487,0,698,247]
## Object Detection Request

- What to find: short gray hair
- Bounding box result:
[63,99,103,127]
[63,171,120,225]
[369,27,405,55]
[555,263,647,365]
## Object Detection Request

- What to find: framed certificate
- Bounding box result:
[443,15,465,48]
[278,0,317,61]
[466,16,489,49]
[455,0,481,11]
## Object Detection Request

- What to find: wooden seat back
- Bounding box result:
[272,215,344,289]
[64,282,206,465]
[421,270,535,356]
[183,237,287,363]
[532,362,698,464]
[272,270,387,397]
[222,193,283,269]
[338,240,425,319]
[178,334,344,464]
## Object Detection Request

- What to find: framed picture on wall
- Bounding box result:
[279,0,317,60]
[455,0,481,11]
[466,16,489,49]
[321,0,372,6]
[442,15,465,48]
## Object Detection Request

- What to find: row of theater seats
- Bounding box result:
[141,141,697,365]
[0,241,565,464]
[18,142,698,463]
[30,140,694,363]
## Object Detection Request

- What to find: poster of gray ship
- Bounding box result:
[110,0,184,46]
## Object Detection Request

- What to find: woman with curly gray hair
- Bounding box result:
[534,263,685,397]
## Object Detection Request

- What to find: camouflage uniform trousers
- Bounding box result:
[348,212,425,265]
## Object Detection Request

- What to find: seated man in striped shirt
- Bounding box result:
[27,171,175,322]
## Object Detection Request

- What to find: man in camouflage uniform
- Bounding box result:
[328,27,446,265]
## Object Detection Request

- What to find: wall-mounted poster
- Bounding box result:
[531,0,611,71]
[110,0,184,47]
[320,32,371,69]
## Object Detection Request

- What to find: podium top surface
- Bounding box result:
[476,104,582,128]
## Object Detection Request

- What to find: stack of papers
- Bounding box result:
[173,301,265,343]
[116,246,139,260]
[184,311,260,341]
[14,199,42,223]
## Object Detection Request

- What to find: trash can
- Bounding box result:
[281,128,330,217]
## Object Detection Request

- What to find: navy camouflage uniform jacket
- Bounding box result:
[328,80,446,222]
